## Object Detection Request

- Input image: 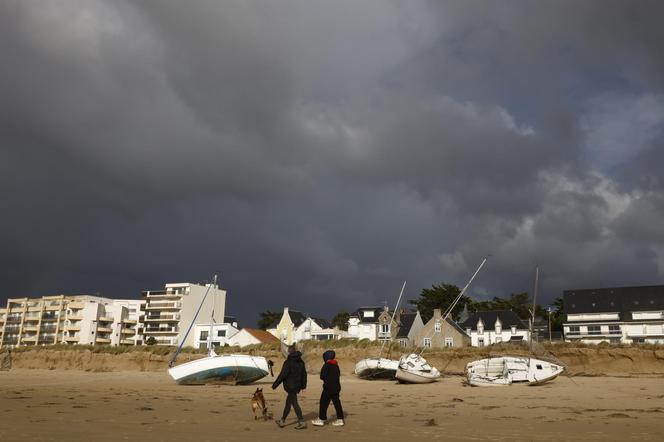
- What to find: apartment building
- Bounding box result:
[142,282,225,347]
[0,295,140,348]
[563,285,664,344]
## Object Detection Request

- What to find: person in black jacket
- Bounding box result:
[272,344,307,429]
[311,349,344,427]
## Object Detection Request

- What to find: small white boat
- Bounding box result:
[354,357,399,379]
[394,353,440,384]
[465,356,563,387]
[168,352,272,385]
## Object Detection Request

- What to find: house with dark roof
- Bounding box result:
[273,307,340,344]
[347,306,399,341]
[394,309,425,347]
[563,285,664,344]
[458,310,529,347]
[413,308,470,348]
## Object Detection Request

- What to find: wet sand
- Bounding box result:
[1,369,663,441]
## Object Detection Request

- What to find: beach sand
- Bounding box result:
[1,369,663,441]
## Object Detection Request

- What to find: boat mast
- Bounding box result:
[208,275,218,354]
[378,280,407,359]
[529,266,539,351]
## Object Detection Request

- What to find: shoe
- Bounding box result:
[331,419,344,426]
[275,419,285,428]
[295,421,307,430]
[311,418,325,426]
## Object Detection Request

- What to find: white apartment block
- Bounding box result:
[0,295,139,348]
[564,285,664,344]
[142,282,226,347]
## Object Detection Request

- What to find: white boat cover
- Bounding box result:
[465,356,563,387]
[168,353,271,385]
[394,353,440,384]
[354,357,399,379]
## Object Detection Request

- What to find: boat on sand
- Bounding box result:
[465,356,563,386]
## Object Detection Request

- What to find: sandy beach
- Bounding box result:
[1,368,663,442]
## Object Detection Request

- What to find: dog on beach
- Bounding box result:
[251,388,270,420]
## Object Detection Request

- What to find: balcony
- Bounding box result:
[64,336,80,342]
[120,339,134,345]
[145,302,182,310]
[22,336,37,342]
[97,327,113,333]
[66,325,81,332]
[23,326,39,332]
[67,315,83,321]
[121,328,136,335]
[68,302,85,309]
[144,314,180,322]
[24,316,40,322]
[122,319,137,325]
[98,317,114,323]
[95,338,111,344]
[145,292,181,299]
[145,327,179,334]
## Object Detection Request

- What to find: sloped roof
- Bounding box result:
[288,310,308,327]
[396,312,417,338]
[445,317,469,336]
[244,328,280,344]
[564,285,664,322]
[459,310,527,331]
[312,317,332,329]
[352,306,389,324]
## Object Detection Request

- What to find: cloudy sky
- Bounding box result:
[2,1,664,325]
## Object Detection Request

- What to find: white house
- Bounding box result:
[347,306,396,341]
[563,285,664,344]
[227,327,280,347]
[458,310,530,347]
[193,322,240,349]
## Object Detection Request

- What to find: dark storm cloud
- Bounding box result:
[2,0,664,324]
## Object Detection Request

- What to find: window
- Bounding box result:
[423,338,431,348]
[588,325,601,335]
[568,326,580,335]
[363,310,374,318]
[444,337,453,348]
[200,331,209,341]
[478,337,484,347]
[477,324,484,334]
[510,326,516,334]
[380,324,390,334]
[608,325,621,335]
[217,330,226,337]
[434,322,441,333]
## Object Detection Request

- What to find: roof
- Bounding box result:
[396,312,417,338]
[243,328,279,344]
[285,310,307,327]
[564,285,664,322]
[445,317,469,336]
[312,317,332,329]
[352,307,390,324]
[459,310,527,331]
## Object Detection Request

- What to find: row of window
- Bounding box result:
[568,325,621,335]
[422,337,454,348]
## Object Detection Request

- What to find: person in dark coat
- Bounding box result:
[272,344,307,429]
[311,349,344,427]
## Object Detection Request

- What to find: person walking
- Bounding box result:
[272,344,307,429]
[311,349,344,427]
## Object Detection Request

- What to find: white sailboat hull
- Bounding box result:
[466,356,563,387]
[394,353,441,384]
[168,354,270,385]
[354,358,399,380]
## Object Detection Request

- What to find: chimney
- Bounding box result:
[433,308,442,319]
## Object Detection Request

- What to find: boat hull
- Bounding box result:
[168,354,270,385]
[394,367,440,384]
[466,356,563,387]
[354,358,399,380]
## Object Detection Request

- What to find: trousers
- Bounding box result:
[319,390,344,420]
[282,391,303,421]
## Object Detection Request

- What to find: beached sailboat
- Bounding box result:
[167,275,274,385]
[395,258,488,384]
[465,356,563,386]
[354,281,406,380]
[465,267,565,387]
[394,353,440,383]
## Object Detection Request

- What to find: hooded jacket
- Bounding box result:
[320,350,341,395]
[272,351,307,393]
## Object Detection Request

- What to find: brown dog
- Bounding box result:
[251,388,269,420]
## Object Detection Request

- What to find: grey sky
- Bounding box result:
[1,1,663,325]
